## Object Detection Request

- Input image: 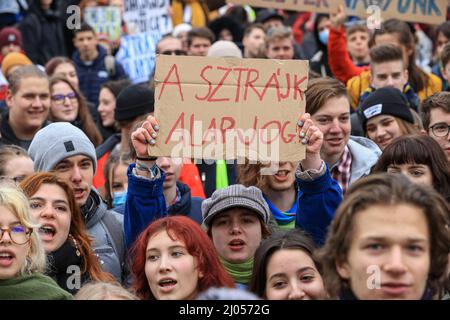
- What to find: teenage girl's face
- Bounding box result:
[337,203,430,300]
[374,32,412,66]
[386,163,433,187]
[50,81,79,122]
[0,205,31,280]
[265,248,327,300]
[111,163,128,194]
[29,183,71,252]
[3,156,33,184]
[366,115,403,150]
[145,230,200,300]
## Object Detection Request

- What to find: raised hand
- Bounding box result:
[297,113,324,171]
[131,115,159,158]
[330,4,347,30]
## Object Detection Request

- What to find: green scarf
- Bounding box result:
[220,257,254,286]
[0,273,73,300]
[215,160,229,190]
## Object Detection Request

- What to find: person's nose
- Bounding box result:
[383,246,407,275]
[287,282,306,300]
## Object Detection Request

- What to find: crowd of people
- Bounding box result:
[0,0,449,301]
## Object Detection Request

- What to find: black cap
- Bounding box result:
[115,84,154,122]
[256,9,284,24]
[359,87,414,131]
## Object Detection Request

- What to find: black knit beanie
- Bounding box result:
[359,87,414,130]
[115,84,155,122]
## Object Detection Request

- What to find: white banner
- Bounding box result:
[123,0,172,35]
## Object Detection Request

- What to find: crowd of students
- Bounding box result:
[0,0,449,300]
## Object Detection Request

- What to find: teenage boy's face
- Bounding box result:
[187,37,211,56]
[428,108,450,162]
[337,203,430,300]
[370,60,408,92]
[311,96,351,163]
[210,208,262,264]
[73,31,97,59]
[6,76,50,133]
[347,31,369,61]
[52,155,94,206]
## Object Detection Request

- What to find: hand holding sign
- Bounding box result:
[131,115,159,158]
[297,113,323,171]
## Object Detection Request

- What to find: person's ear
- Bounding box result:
[336,260,351,280]
[420,129,428,135]
[5,89,14,110]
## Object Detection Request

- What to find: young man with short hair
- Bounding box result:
[361,44,419,111]
[186,27,214,56]
[1,65,50,150]
[29,122,128,283]
[72,23,127,106]
[420,92,450,162]
[156,35,186,56]
[265,27,294,60]
[242,23,266,58]
[306,77,381,194]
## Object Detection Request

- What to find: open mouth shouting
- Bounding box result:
[39,224,56,242]
[228,238,246,251]
[0,249,15,268]
[158,277,178,293]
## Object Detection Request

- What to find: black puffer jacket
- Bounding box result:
[19,0,67,65]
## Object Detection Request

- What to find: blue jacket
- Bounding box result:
[72,45,127,105]
[124,163,203,248]
[295,165,343,246]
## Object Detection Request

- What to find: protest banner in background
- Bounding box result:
[116,31,162,84]
[228,0,340,14]
[345,0,447,25]
[152,55,308,163]
[228,0,447,25]
[123,0,172,35]
[84,6,121,41]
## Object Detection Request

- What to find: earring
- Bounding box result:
[69,234,81,257]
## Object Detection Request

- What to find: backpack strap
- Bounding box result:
[101,212,125,268]
[104,55,116,78]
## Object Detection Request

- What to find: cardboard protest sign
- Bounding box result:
[227,0,340,14]
[345,0,447,25]
[84,6,121,41]
[152,55,308,163]
[116,31,162,84]
[229,0,447,25]
[123,0,172,35]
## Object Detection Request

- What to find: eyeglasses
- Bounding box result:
[160,49,187,56]
[0,225,32,245]
[51,92,77,104]
[429,123,450,137]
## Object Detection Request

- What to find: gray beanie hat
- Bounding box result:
[202,184,271,229]
[28,122,97,173]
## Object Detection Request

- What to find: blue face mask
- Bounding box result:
[112,191,127,207]
[319,28,329,46]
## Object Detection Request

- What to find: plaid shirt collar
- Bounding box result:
[331,145,352,194]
